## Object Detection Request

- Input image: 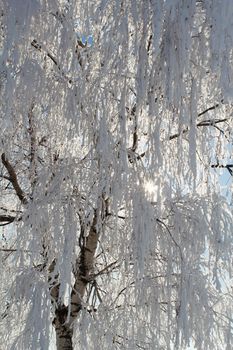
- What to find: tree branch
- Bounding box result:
[169,117,228,140]
[0,214,16,224]
[196,118,228,126]
[31,40,60,69]
[197,102,221,117]
[91,260,119,278]
[1,153,27,204]
[156,218,183,260]
[211,164,233,175]
[28,101,37,190]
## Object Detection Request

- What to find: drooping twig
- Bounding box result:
[31,38,86,82]
[1,153,27,204]
[156,218,183,260]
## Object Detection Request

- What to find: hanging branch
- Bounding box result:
[1,154,27,204]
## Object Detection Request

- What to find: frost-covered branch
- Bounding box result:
[1,1,233,349]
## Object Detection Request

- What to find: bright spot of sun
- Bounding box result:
[144,179,158,201]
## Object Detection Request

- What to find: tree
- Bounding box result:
[0,1,233,349]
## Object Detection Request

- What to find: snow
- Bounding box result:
[0,1,233,349]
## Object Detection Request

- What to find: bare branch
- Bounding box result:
[92,260,119,278]
[31,40,60,68]
[0,214,16,224]
[197,102,221,117]
[196,118,228,126]
[169,103,225,140]
[169,127,189,140]
[0,174,10,180]
[0,206,20,213]
[0,248,30,253]
[211,164,233,176]
[169,117,229,140]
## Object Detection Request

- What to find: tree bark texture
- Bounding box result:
[55,325,73,350]
[52,213,99,350]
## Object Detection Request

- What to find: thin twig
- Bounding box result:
[0,248,31,253]
[156,218,183,260]
[92,260,119,278]
[169,117,228,140]
[211,164,233,176]
[31,40,60,69]
[197,102,221,117]
[169,102,226,140]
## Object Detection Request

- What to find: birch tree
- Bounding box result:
[0,1,233,349]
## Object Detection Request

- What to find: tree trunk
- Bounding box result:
[51,212,100,350]
[55,323,73,350]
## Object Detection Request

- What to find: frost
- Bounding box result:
[0,1,233,350]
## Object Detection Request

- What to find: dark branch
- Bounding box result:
[196,118,228,126]
[197,102,221,117]
[211,164,233,176]
[31,40,59,68]
[0,214,16,224]
[169,127,188,140]
[1,153,27,204]
[169,117,228,140]
[28,101,37,190]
